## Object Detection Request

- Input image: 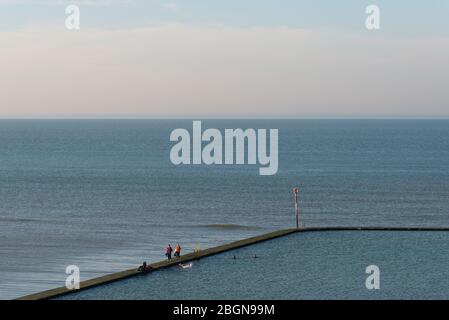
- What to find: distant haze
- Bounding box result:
[1,1,449,117]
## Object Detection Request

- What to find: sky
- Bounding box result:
[1,0,449,118]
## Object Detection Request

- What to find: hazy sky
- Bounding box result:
[1,0,449,117]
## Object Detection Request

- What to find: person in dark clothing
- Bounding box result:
[138,261,153,272]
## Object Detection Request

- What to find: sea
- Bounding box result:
[1,119,449,299]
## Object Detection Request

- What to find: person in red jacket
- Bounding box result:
[165,244,173,260]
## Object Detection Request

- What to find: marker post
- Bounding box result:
[293,187,301,229]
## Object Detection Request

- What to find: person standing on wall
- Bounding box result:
[174,243,181,258]
[165,244,173,260]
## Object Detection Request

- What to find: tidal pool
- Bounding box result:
[58,231,449,300]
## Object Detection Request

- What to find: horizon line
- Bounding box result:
[0,116,449,120]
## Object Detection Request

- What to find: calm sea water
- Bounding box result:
[1,119,449,299]
[60,231,449,300]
